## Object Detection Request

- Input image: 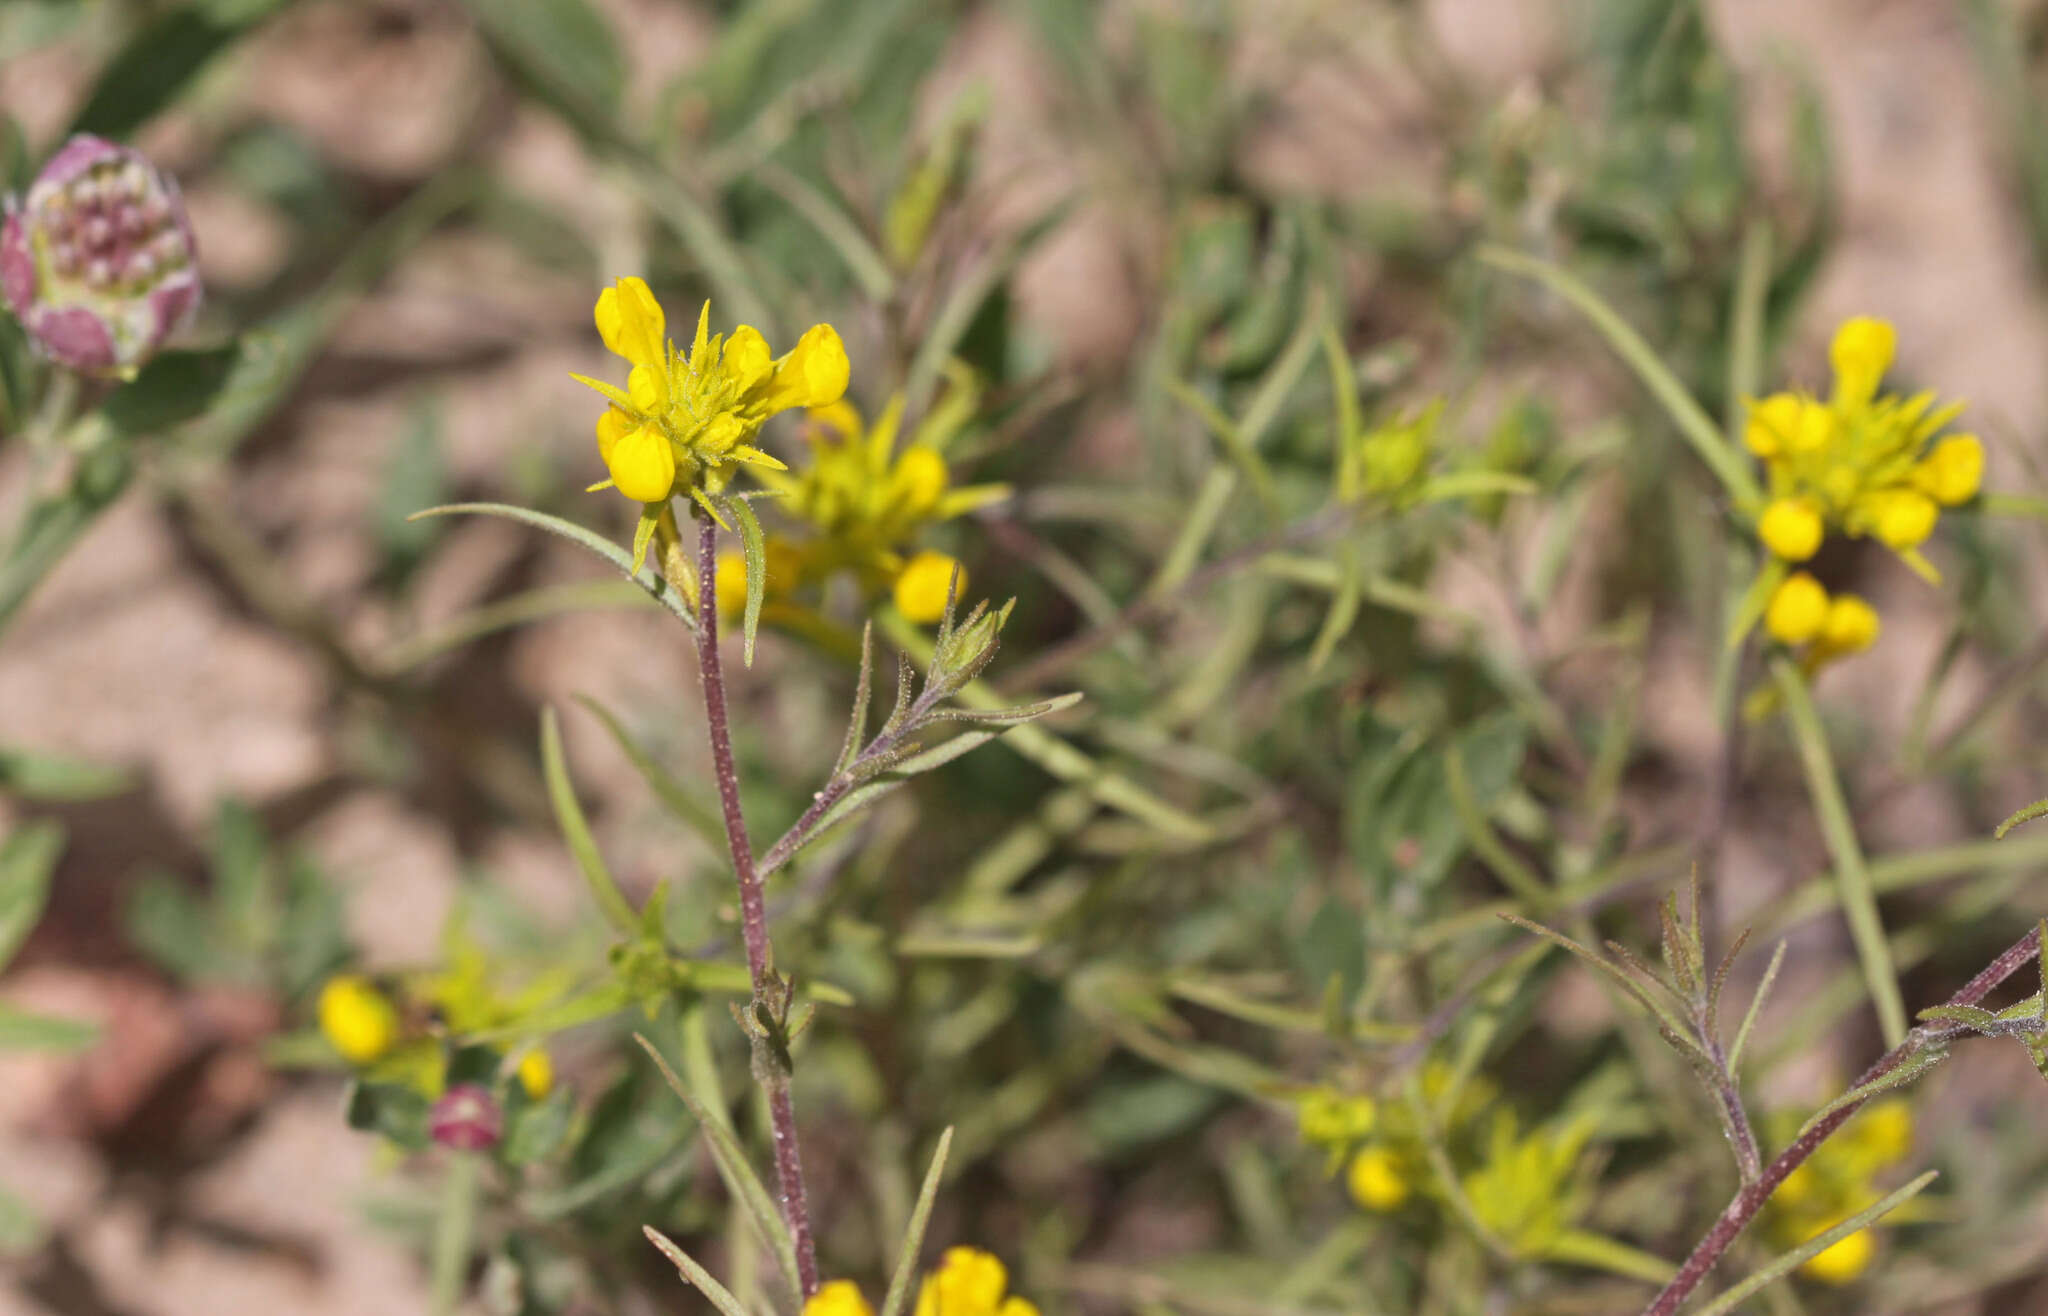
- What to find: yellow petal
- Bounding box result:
[1799,1225,1874,1285]
[1757,498,1824,562]
[1820,593,1879,654]
[765,323,850,412]
[517,1049,554,1100]
[723,325,774,393]
[1830,316,1895,408]
[894,550,962,623]
[1870,487,1937,550]
[1917,434,1983,506]
[1745,393,1801,458]
[595,276,665,367]
[801,1281,876,1316]
[1765,572,1829,646]
[714,550,751,616]
[318,975,399,1065]
[629,362,668,412]
[892,447,949,516]
[1347,1145,1411,1211]
[608,423,676,503]
[807,398,863,441]
[596,406,632,462]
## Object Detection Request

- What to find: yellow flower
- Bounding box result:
[574,281,843,505]
[914,1248,1038,1316]
[517,1048,554,1100]
[1860,487,1937,551]
[1297,1088,1375,1148]
[1758,498,1824,561]
[1745,394,1802,458]
[1765,573,1830,646]
[714,538,804,615]
[1916,434,1984,506]
[1842,1098,1913,1168]
[804,1280,876,1316]
[1347,1145,1410,1211]
[318,975,399,1065]
[1819,594,1880,656]
[1830,316,1896,409]
[895,550,964,624]
[1772,1162,1818,1212]
[1799,1222,1875,1285]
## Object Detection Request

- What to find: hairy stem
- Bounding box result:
[1641,923,2041,1316]
[686,513,819,1297]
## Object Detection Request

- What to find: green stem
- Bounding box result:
[430,1151,481,1316]
[1772,658,1906,1044]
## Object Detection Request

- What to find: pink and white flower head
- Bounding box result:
[428,1083,503,1152]
[1,134,201,377]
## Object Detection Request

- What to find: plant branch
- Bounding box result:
[685,513,819,1297]
[1640,922,2041,1316]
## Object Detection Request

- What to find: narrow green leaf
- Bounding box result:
[1996,796,2048,839]
[70,8,256,138]
[835,622,877,778]
[0,821,63,973]
[716,491,768,668]
[0,747,131,803]
[99,345,244,437]
[410,503,696,632]
[758,161,895,300]
[1539,1228,1674,1284]
[540,706,637,934]
[1479,245,1762,510]
[571,696,723,852]
[1727,939,1785,1076]
[633,1035,801,1294]
[878,1127,954,1316]
[1775,657,1906,1045]
[0,1006,97,1053]
[1691,1172,1938,1316]
[643,1227,752,1316]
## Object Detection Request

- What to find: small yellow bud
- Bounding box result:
[914,1248,1008,1316]
[1868,487,1938,550]
[1347,1145,1410,1211]
[724,324,773,393]
[627,362,667,412]
[802,1280,875,1316]
[1789,400,1837,454]
[608,423,677,503]
[1799,1223,1874,1285]
[769,324,850,411]
[894,550,963,623]
[1830,316,1896,407]
[318,975,399,1065]
[594,276,665,368]
[1758,498,1825,561]
[595,406,631,463]
[517,1048,554,1100]
[997,1299,1040,1316]
[893,447,949,517]
[1916,434,1984,506]
[1765,572,1830,646]
[1745,394,1802,458]
[1820,594,1880,656]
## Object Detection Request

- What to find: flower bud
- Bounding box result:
[429,1083,504,1152]
[1,135,201,376]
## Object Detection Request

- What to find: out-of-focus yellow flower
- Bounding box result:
[913,1247,1038,1316]
[895,550,964,623]
[803,1280,876,1316]
[318,975,399,1064]
[1799,1222,1875,1285]
[1818,594,1880,658]
[1916,434,1984,507]
[574,280,844,507]
[1347,1145,1411,1211]
[1759,498,1824,562]
[714,537,805,616]
[1765,572,1830,646]
[1460,1114,1596,1257]
[517,1048,554,1100]
[1745,316,1975,590]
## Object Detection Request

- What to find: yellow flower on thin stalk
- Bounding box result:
[572,278,849,567]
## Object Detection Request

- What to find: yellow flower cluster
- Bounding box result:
[1747,317,1982,583]
[1295,1063,1499,1218]
[1458,1112,1596,1257]
[800,1247,1038,1316]
[1763,1097,1915,1285]
[315,948,561,1103]
[574,278,848,507]
[1762,571,1879,666]
[715,390,1007,624]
